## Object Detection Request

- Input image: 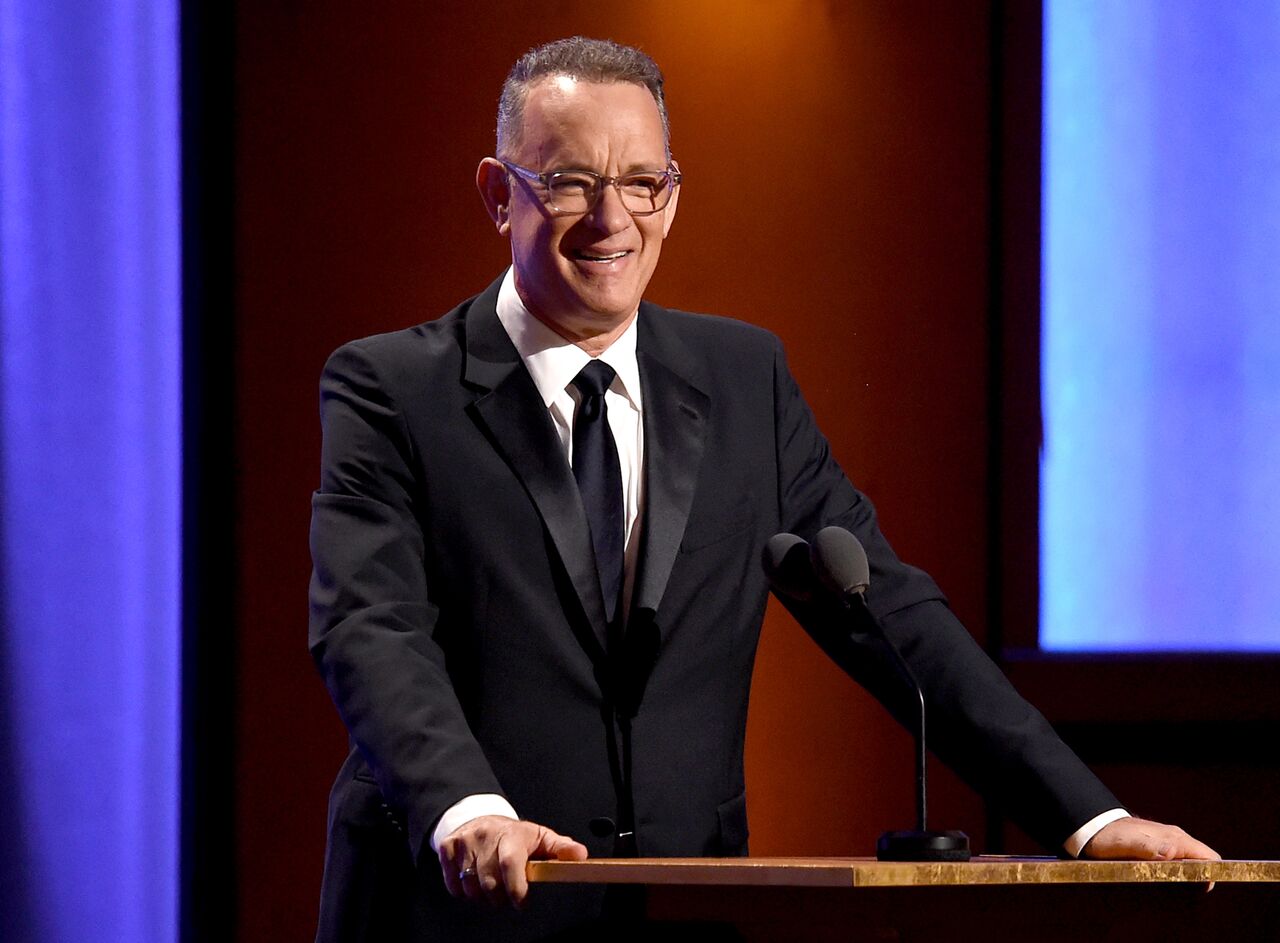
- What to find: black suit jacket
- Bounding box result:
[308,275,1119,941]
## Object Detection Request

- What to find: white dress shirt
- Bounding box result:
[493,270,646,615]
[429,270,1127,856]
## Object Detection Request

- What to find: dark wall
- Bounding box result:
[233,3,999,938]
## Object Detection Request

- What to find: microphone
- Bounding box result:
[762,532,820,602]
[810,524,870,597]
[808,526,970,863]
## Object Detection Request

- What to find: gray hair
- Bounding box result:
[496,37,670,160]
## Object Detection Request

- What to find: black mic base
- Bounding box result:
[877,829,971,862]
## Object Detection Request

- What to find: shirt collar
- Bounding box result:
[494,268,642,410]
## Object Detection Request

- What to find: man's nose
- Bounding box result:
[583,181,633,234]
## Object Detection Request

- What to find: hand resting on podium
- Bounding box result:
[437,815,588,910]
[1082,816,1219,861]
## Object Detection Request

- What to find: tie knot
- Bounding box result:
[572,360,617,400]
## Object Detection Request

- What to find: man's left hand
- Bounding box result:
[1082,817,1220,860]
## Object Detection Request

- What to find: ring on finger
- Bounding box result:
[458,866,477,881]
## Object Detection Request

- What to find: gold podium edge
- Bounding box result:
[527,857,1280,888]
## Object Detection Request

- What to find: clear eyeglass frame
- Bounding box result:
[500,160,682,217]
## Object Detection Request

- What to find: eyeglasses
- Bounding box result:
[501,160,681,217]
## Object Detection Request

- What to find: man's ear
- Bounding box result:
[476,158,512,235]
[661,158,680,238]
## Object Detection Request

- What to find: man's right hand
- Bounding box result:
[437,815,588,909]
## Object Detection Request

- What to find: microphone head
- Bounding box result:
[762,533,816,601]
[810,526,870,597]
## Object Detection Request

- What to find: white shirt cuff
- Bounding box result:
[429,793,519,852]
[1063,808,1130,857]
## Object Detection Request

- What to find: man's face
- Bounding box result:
[489,77,677,338]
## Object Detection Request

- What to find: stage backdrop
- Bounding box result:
[0,2,181,941]
[1042,0,1280,651]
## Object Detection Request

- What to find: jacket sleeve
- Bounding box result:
[768,335,1121,851]
[308,339,506,863]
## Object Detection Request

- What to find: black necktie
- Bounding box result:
[571,360,624,624]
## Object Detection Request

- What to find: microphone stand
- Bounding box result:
[846,593,970,862]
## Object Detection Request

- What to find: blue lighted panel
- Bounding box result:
[0,2,180,940]
[1042,1,1280,650]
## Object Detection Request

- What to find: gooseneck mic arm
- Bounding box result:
[808,527,929,834]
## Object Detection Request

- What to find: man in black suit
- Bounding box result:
[309,37,1216,942]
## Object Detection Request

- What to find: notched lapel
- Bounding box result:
[463,295,610,652]
[633,344,709,622]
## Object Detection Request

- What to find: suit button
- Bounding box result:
[588,817,616,838]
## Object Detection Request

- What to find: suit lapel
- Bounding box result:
[633,305,709,623]
[459,285,710,651]
[462,279,609,651]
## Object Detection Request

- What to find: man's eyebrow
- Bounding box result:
[537,157,668,175]
[622,162,668,174]
[547,163,667,175]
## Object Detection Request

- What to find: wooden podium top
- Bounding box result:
[528,856,1280,888]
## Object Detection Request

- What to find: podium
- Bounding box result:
[529,857,1280,941]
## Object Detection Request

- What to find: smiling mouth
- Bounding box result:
[572,249,631,263]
